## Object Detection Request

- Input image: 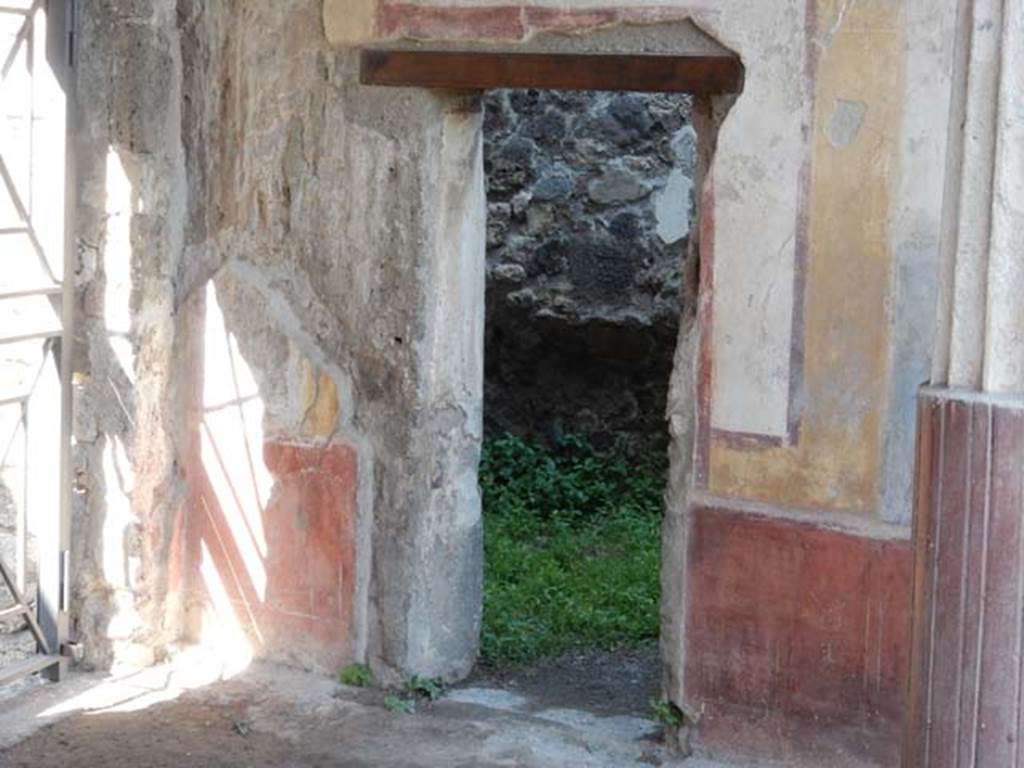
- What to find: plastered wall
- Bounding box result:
[320,1,959,763]
[71,1,961,764]
[73,0,486,679]
[324,0,956,529]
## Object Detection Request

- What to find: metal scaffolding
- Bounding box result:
[0,0,74,686]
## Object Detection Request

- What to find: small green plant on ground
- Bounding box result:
[406,676,445,701]
[650,698,685,729]
[383,694,416,714]
[339,663,374,688]
[479,432,665,666]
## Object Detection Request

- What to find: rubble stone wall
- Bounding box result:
[483,89,696,453]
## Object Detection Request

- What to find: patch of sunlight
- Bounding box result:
[198,538,261,654]
[35,646,249,719]
[202,282,271,559]
[103,149,133,341]
[100,436,136,590]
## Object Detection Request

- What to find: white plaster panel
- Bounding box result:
[705,1,806,438]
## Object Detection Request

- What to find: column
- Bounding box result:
[904,1,1024,765]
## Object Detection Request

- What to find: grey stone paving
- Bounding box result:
[0,653,748,767]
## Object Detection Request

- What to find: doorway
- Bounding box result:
[359,24,743,719]
[476,86,697,716]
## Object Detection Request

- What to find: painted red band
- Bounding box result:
[685,504,911,763]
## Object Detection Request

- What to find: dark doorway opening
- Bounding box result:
[474,86,696,718]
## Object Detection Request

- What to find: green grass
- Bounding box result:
[383,694,416,715]
[339,663,374,687]
[479,433,665,666]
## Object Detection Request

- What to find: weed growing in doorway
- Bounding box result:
[650,698,686,729]
[479,433,665,666]
[383,695,416,715]
[406,676,445,701]
[339,663,374,688]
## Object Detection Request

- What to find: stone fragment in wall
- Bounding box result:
[531,172,572,202]
[487,136,536,194]
[487,203,511,248]
[532,239,568,276]
[527,205,555,235]
[523,111,567,145]
[670,126,698,176]
[587,169,651,206]
[608,212,642,240]
[654,169,694,245]
[569,241,637,295]
[506,289,537,308]
[492,264,527,284]
[608,94,654,135]
[510,191,531,218]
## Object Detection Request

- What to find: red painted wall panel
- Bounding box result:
[685,505,912,763]
[188,440,358,670]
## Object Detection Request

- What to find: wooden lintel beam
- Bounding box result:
[360,49,744,95]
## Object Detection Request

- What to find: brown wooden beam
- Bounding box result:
[360,49,744,95]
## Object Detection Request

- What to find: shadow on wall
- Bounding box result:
[184,283,358,672]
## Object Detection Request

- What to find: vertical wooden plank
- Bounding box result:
[924,399,947,767]
[927,399,971,767]
[906,395,940,767]
[907,395,1024,767]
[957,401,992,766]
[975,406,1024,763]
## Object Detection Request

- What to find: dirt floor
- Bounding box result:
[470,645,663,718]
[0,647,738,768]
